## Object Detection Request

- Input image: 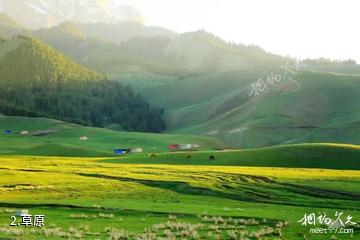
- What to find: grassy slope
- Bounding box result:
[0,116,226,156]
[0,156,359,239]
[0,36,105,83]
[107,143,360,170]
[1,116,359,170]
[139,70,360,148]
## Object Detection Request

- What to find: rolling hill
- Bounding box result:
[139,70,360,148]
[0,115,226,156]
[107,143,360,170]
[0,35,104,83]
[1,115,359,171]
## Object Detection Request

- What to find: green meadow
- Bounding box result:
[0,116,359,239]
[0,156,359,239]
[0,116,226,156]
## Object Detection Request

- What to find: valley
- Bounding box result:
[0,4,359,239]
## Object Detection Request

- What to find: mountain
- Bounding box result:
[0,13,27,38]
[161,30,283,74]
[75,21,175,43]
[32,22,360,76]
[6,14,356,77]
[0,36,166,132]
[0,0,144,29]
[36,21,85,40]
[33,21,178,75]
[1,13,359,146]
[34,21,87,57]
[33,24,284,76]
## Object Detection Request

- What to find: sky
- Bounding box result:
[116,0,360,62]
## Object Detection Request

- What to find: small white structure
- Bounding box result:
[179,144,200,150]
[15,209,29,217]
[79,136,88,141]
[20,130,29,135]
[131,147,143,153]
[179,144,192,150]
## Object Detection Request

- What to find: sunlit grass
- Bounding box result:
[0,155,359,239]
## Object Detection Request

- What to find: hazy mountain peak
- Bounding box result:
[0,12,26,38]
[0,12,20,28]
[0,0,145,29]
[36,21,85,40]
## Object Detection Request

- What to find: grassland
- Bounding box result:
[0,116,359,239]
[107,143,360,170]
[0,116,226,156]
[0,155,359,239]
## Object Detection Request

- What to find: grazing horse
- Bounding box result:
[209,155,215,161]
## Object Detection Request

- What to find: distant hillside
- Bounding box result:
[0,36,166,132]
[161,30,283,74]
[140,70,360,148]
[32,22,180,75]
[35,21,172,45]
[36,21,86,41]
[0,14,356,76]
[302,58,360,75]
[2,13,360,76]
[36,25,360,76]
[34,23,285,76]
